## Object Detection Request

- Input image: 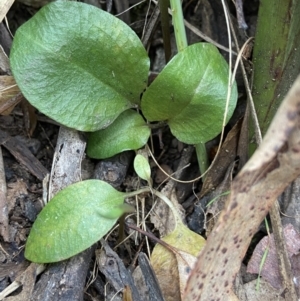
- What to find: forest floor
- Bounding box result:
[1,1,299,301]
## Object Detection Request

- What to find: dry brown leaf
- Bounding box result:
[240,279,285,301]
[247,224,300,290]
[175,250,198,297]
[151,222,205,301]
[201,118,241,196]
[184,76,300,300]
[1,263,43,301]
[132,266,149,301]
[20,98,38,136]
[0,46,10,74]
[0,76,21,115]
[205,161,235,236]
[150,185,185,237]
[6,179,28,212]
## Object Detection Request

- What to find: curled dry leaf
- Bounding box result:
[184,76,300,300]
[151,222,205,301]
[247,223,300,290]
[150,184,185,237]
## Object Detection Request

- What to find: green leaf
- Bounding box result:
[87,110,150,159]
[134,154,151,183]
[141,43,237,144]
[25,180,127,263]
[10,1,149,131]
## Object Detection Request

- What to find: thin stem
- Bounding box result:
[124,187,151,198]
[169,0,187,51]
[195,142,209,179]
[147,121,167,129]
[124,187,182,225]
[159,0,172,62]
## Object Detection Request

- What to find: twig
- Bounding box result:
[183,20,237,55]
[142,2,161,48]
[0,146,9,242]
[126,222,175,252]
[269,201,298,300]
[235,0,248,29]
[158,0,172,62]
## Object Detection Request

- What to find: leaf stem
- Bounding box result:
[169,0,187,51]
[195,142,209,179]
[124,187,182,225]
[147,121,167,129]
[159,0,172,62]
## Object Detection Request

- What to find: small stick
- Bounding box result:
[235,0,248,30]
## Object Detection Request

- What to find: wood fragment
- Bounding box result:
[0,146,9,241]
[0,129,48,181]
[97,239,141,301]
[0,0,14,24]
[269,201,298,300]
[138,252,165,301]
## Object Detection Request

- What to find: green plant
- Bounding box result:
[10,1,237,263]
[250,0,300,152]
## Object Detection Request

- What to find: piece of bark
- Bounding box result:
[184,76,300,300]
[4,263,42,301]
[97,239,141,301]
[0,129,48,181]
[141,3,160,49]
[200,118,241,197]
[132,267,150,301]
[269,201,297,300]
[48,126,86,199]
[0,44,10,74]
[0,146,9,241]
[31,126,91,301]
[30,247,94,301]
[205,161,235,236]
[0,261,29,279]
[0,2,14,45]
[280,176,300,231]
[138,252,165,301]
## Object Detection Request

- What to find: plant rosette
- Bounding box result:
[10,1,237,263]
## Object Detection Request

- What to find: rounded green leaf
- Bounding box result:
[87,110,150,159]
[141,43,237,144]
[134,154,151,183]
[25,180,127,263]
[10,1,149,131]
